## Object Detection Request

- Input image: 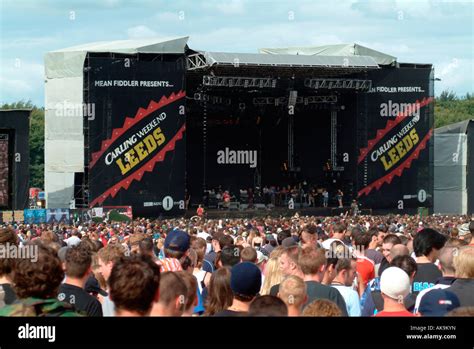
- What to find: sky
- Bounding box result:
[0,0,472,106]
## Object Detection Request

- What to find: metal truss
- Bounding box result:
[186,53,208,70]
[253,95,337,106]
[202,75,277,88]
[304,78,372,91]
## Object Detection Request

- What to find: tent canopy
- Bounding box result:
[435,119,474,135]
[259,43,397,66]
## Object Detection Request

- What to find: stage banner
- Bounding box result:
[24,209,47,224]
[13,210,24,223]
[104,206,133,222]
[87,57,186,216]
[1,211,13,224]
[70,209,92,223]
[357,67,434,210]
[46,208,71,224]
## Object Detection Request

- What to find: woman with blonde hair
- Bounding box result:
[260,247,285,295]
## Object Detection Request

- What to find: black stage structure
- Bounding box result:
[0,109,30,210]
[185,50,434,216]
[59,39,434,217]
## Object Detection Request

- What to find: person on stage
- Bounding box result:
[196,204,205,218]
[322,188,329,208]
[336,189,343,208]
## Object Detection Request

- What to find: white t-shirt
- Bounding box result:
[102,295,116,317]
[331,284,361,317]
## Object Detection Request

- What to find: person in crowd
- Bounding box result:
[445,245,474,307]
[362,254,417,316]
[214,262,261,316]
[414,245,458,312]
[302,299,343,317]
[374,267,415,317]
[330,252,361,316]
[109,255,160,316]
[150,272,188,316]
[412,228,447,294]
[269,246,304,295]
[160,229,191,272]
[0,244,81,316]
[417,289,460,316]
[278,275,307,316]
[240,246,258,263]
[351,231,375,297]
[260,247,285,295]
[0,228,18,305]
[321,224,347,249]
[457,222,474,246]
[97,243,126,316]
[204,267,233,316]
[298,246,348,316]
[248,295,288,316]
[175,271,199,316]
[378,234,403,276]
[58,246,102,316]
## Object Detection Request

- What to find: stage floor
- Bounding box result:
[184,206,361,219]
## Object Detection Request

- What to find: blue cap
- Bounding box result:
[230,262,262,297]
[164,229,190,252]
[419,289,460,316]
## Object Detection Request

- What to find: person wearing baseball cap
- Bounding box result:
[214,262,262,316]
[417,289,460,316]
[159,229,191,273]
[375,267,416,317]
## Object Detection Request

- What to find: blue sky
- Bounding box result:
[0,0,472,106]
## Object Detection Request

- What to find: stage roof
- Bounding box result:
[45,36,189,78]
[259,43,397,66]
[201,51,380,69]
[51,36,189,54]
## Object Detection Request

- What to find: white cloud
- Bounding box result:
[0,60,44,105]
[126,25,158,38]
[435,58,473,95]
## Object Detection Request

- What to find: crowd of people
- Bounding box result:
[0,213,473,317]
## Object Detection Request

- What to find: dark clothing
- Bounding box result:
[58,283,103,317]
[304,281,348,316]
[413,263,442,294]
[0,283,17,305]
[434,276,457,286]
[213,309,245,317]
[378,258,390,277]
[446,278,474,307]
[204,251,217,266]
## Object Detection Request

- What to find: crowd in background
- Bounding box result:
[0,213,473,317]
